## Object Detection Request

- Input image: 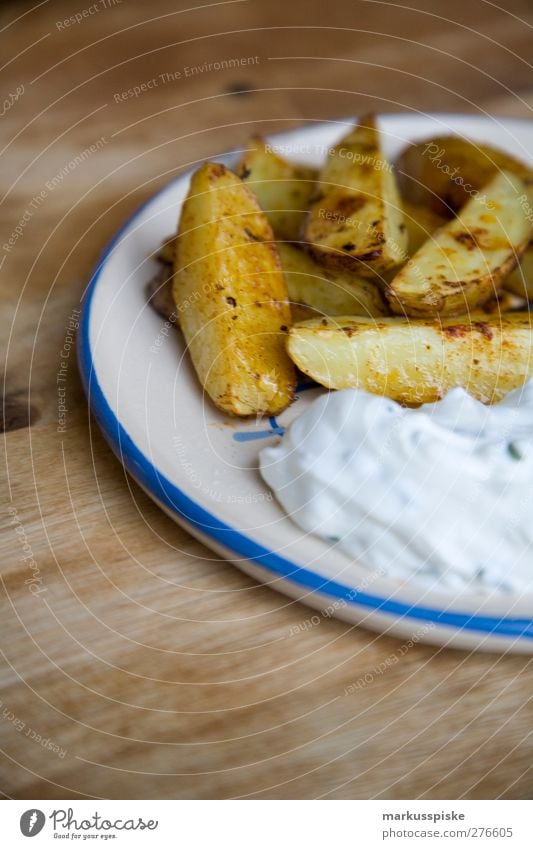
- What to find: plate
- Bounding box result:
[78,113,533,653]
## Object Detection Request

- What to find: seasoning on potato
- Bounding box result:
[287,312,533,405]
[154,118,533,418]
[173,162,295,416]
[387,171,531,317]
[304,114,407,275]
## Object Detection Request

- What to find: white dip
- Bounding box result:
[259,382,533,591]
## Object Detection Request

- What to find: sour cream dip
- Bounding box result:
[259,382,533,591]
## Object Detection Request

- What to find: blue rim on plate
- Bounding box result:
[77,115,533,642]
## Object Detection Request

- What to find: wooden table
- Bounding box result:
[1,0,533,800]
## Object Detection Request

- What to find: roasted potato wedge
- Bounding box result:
[155,231,389,323]
[173,162,295,416]
[278,243,388,318]
[504,241,533,300]
[236,135,318,241]
[387,172,531,317]
[397,135,533,216]
[304,114,407,275]
[402,200,446,255]
[287,313,533,405]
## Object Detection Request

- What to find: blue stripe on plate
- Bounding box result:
[77,117,533,641]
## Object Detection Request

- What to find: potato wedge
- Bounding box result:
[154,238,388,322]
[402,200,446,255]
[236,136,318,241]
[304,114,407,275]
[173,162,295,416]
[278,243,388,318]
[287,313,533,405]
[387,171,531,317]
[504,240,533,300]
[154,238,365,322]
[397,135,533,216]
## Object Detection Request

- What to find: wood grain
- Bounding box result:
[1,0,533,800]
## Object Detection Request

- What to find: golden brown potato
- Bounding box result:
[397,135,533,216]
[154,231,388,324]
[387,172,531,317]
[173,162,295,416]
[151,238,370,328]
[287,313,533,405]
[304,114,407,275]
[236,136,318,241]
[278,243,388,318]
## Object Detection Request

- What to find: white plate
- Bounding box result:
[78,113,533,653]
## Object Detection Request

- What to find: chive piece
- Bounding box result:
[508,443,522,461]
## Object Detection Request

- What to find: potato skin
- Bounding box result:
[397,135,533,216]
[388,172,531,317]
[304,114,407,275]
[236,136,318,242]
[287,313,533,405]
[278,243,388,319]
[173,162,295,416]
